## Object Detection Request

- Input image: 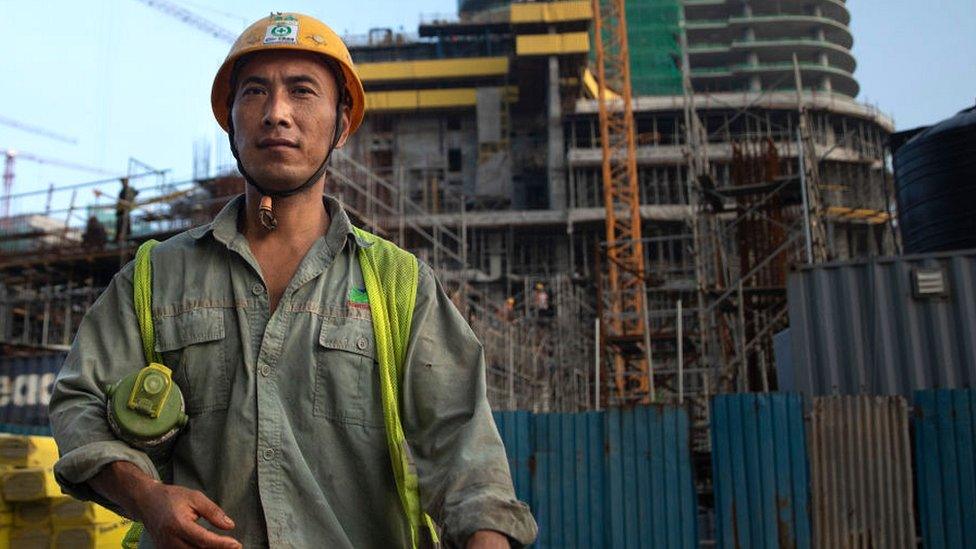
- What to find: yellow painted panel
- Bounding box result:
[52,519,131,549]
[851,208,878,219]
[516,32,590,56]
[0,435,58,469]
[358,57,508,82]
[366,89,478,112]
[13,501,48,528]
[51,499,123,528]
[511,1,592,23]
[582,67,621,101]
[10,525,48,549]
[418,89,479,109]
[1,468,63,503]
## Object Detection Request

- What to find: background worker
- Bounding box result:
[49,12,536,548]
[115,177,137,242]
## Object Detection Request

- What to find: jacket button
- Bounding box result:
[260,365,271,377]
[357,337,368,350]
[263,448,275,461]
[251,283,265,296]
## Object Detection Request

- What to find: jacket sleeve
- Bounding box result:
[49,261,161,515]
[400,262,538,547]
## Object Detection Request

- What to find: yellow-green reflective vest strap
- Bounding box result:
[134,240,161,365]
[353,227,438,548]
[128,241,159,549]
[121,521,144,549]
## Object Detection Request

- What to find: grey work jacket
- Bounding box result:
[49,195,537,548]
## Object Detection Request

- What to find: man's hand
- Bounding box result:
[134,482,241,549]
[466,530,510,549]
[89,461,241,549]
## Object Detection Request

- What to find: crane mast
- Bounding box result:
[591,0,652,404]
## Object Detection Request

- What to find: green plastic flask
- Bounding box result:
[106,363,188,448]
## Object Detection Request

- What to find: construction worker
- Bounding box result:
[49,12,536,549]
[115,177,138,242]
[82,215,107,250]
[532,282,550,317]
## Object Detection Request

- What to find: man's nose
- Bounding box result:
[262,91,292,128]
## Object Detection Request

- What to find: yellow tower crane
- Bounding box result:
[591,0,652,404]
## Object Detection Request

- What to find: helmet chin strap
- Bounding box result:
[228,101,345,230]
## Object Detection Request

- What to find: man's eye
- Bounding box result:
[241,87,264,96]
[294,87,314,95]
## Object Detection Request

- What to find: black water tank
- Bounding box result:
[894,105,976,254]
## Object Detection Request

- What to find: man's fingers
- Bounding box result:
[178,520,242,549]
[188,491,236,530]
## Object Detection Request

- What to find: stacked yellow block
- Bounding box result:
[0,434,130,549]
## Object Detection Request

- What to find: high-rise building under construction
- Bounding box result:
[339,0,893,406]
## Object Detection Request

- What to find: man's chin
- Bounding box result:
[243,169,310,192]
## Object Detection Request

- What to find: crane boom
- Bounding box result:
[0,116,78,145]
[591,0,652,405]
[2,150,117,218]
[2,150,116,176]
[132,0,237,43]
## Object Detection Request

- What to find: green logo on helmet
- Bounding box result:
[271,25,291,36]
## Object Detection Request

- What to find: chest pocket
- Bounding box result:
[155,308,229,415]
[314,317,382,428]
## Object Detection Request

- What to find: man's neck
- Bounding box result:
[241,183,331,246]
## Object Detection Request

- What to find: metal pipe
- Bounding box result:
[677,299,684,405]
[798,127,814,264]
[594,318,600,411]
[642,281,656,402]
[507,323,515,410]
[737,281,747,392]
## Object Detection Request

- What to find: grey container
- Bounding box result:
[782,249,976,397]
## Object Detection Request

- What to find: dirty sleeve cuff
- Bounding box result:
[53,440,159,516]
[442,487,538,547]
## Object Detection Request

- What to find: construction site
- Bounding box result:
[1,0,894,410]
[8,1,973,547]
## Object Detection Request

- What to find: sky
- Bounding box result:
[0,0,974,217]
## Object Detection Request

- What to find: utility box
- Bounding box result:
[782,249,976,397]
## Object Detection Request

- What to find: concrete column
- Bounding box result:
[547,54,567,211]
[488,232,504,279]
[748,52,759,66]
[743,27,756,41]
[821,76,833,92]
[750,75,763,91]
[819,52,829,66]
[815,28,826,41]
[742,3,752,17]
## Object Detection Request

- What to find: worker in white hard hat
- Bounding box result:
[49,12,536,549]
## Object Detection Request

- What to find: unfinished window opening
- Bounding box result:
[448,148,462,173]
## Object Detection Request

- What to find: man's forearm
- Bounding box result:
[88,460,158,521]
[87,461,241,548]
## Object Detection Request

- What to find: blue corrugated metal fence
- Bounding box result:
[711,393,811,549]
[494,405,698,548]
[914,388,976,549]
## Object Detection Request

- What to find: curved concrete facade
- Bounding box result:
[685,0,859,97]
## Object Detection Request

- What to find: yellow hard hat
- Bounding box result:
[210,12,366,136]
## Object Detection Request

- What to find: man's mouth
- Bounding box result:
[257,138,299,149]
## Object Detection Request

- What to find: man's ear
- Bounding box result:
[334,104,353,149]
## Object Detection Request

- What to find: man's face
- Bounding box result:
[230,50,351,191]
